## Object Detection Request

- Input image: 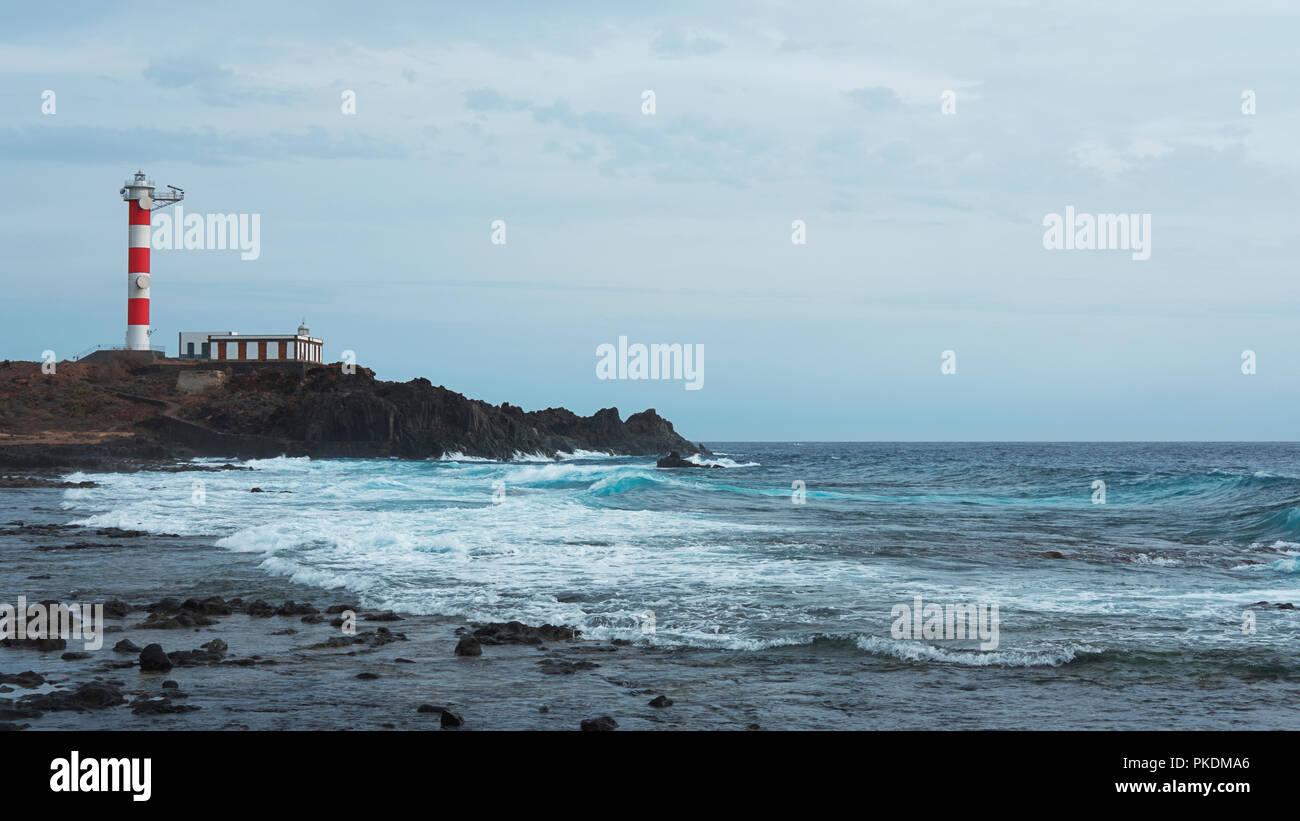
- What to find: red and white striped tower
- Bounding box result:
[121,172,153,350]
[119,171,182,350]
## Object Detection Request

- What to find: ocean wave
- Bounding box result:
[587,472,669,496]
[686,454,760,468]
[556,449,617,460]
[854,636,1102,667]
[240,455,314,470]
[1126,553,1181,567]
[1237,556,1300,573]
[438,451,496,463]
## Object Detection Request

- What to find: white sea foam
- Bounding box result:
[55,455,1293,655]
[855,636,1100,667]
[1128,553,1181,567]
[438,451,496,462]
[685,454,760,468]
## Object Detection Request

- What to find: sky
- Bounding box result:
[2,0,1298,440]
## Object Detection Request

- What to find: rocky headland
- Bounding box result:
[0,358,706,470]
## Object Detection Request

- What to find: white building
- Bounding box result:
[178,323,324,364]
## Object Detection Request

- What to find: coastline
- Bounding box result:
[4,471,1297,731]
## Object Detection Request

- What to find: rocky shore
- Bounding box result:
[0,503,719,732]
[0,593,686,732]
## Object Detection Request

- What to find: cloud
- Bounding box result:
[141,61,298,107]
[0,125,409,165]
[464,88,530,113]
[651,24,723,57]
[844,86,902,112]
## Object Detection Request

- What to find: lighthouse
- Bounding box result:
[119,171,182,350]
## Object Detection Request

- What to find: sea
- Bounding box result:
[11,442,1300,729]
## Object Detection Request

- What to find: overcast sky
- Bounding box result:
[3,1,1298,440]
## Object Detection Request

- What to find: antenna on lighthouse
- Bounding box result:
[120,170,184,351]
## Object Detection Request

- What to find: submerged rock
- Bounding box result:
[580,716,618,732]
[416,704,464,728]
[470,621,579,645]
[20,681,126,712]
[0,671,44,688]
[454,636,482,657]
[656,451,720,469]
[537,659,600,675]
[130,695,199,715]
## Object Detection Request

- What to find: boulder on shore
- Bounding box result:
[138,643,173,672]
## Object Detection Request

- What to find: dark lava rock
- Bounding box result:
[276,601,318,616]
[113,639,143,654]
[173,365,705,460]
[136,596,227,629]
[307,627,407,650]
[470,621,579,645]
[580,716,618,732]
[1278,603,1295,610]
[648,695,673,708]
[326,604,358,614]
[0,637,66,651]
[0,522,79,536]
[537,659,600,675]
[454,635,482,657]
[364,611,404,622]
[102,600,131,619]
[1039,551,1067,559]
[246,600,276,617]
[184,596,233,615]
[0,722,30,731]
[356,672,380,680]
[95,527,149,538]
[162,680,178,689]
[301,614,325,624]
[138,643,173,672]
[137,610,216,630]
[60,652,91,661]
[656,451,720,469]
[21,681,126,712]
[0,671,44,688]
[0,476,97,488]
[130,695,199,715]
[440,709,463,729]
[250,487,265,493]
[415,704,462,728]
[166,638,227,666]
[394,657,415,664]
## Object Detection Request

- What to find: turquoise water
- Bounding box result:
[57,443,1300,678]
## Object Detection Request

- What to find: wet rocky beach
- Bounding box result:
[4,469,1298,732]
